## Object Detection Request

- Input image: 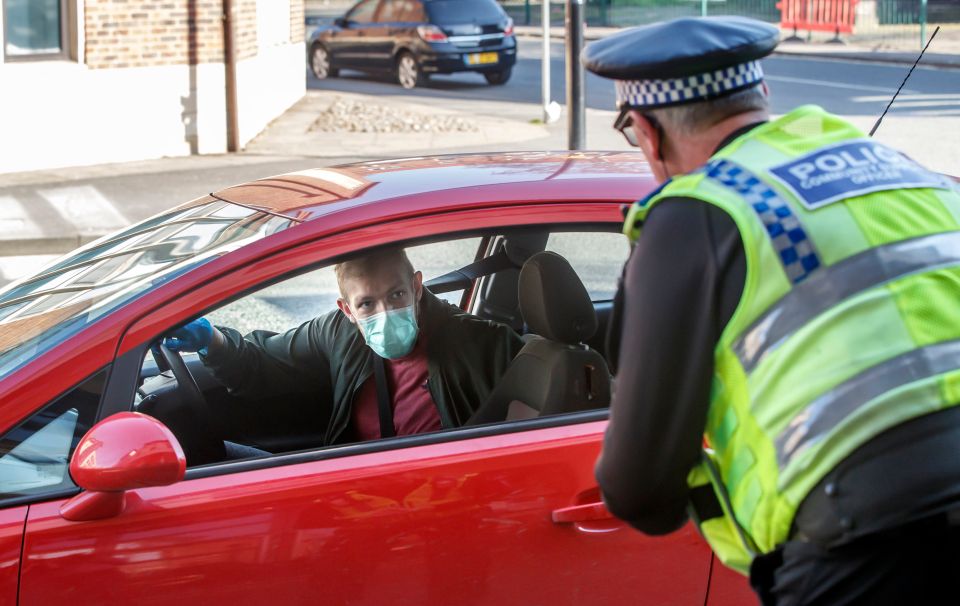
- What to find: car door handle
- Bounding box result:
[551,501,612,524]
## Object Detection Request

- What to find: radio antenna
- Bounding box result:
[870,26,940,137]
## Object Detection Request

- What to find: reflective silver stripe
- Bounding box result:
[775,339,960,469]
[734,231,960,373]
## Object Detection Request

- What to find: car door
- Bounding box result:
[15,212,716,605]
[19,419,712,605]
[367,0,401,68]
[0,508,26,606]
[332,0,382,70]
[0,368,107,606]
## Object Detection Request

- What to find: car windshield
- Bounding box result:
[426,0,504,23]
[0,197,299,381]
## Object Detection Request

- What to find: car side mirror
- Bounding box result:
[334,17,349,28]
[60,412,186,522]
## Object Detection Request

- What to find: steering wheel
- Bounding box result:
[151,343,226,465]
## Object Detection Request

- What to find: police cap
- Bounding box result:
[582,16,779,110]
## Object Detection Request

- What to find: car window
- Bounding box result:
[0,370,105,501]
[136,230,622,471]
[426,0,504,23]
[0,198,296,383]
[398,0,426,22]
[347,0,380,23]
[545,231,630,301]
[205,237,481,335]
[375,0,402,22]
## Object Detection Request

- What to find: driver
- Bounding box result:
[164,247,524,446]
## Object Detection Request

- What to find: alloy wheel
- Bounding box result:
[311,45,330,79]
[397,53,419,89]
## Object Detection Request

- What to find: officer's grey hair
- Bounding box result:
[650,84,769,137]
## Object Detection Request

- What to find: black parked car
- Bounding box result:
[307,0,517,88]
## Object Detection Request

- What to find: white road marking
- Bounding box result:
[765,75,917,95]
[38,185,129,235]
[0,196,44,240]
[892,109,960,117]
[853,93,960,101]
[851,94,960,107]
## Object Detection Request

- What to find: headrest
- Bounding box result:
[519,251,598,345]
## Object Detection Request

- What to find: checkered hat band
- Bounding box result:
[615,61,764,108]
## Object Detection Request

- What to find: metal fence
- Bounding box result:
[501,0,960,49]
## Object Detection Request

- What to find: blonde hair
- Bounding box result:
[334,247,415,297]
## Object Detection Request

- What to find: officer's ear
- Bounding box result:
[629,110,664,163]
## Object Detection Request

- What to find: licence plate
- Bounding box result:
[465,52,498,65]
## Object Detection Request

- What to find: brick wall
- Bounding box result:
[234,0,258,61]
[85,0,223,69]
[83,0,300,69]
[290,0,305,43]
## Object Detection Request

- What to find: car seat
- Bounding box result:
[466,251,612,425]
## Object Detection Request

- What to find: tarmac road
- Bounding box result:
[304,36,960,174]
[309,37,960,122]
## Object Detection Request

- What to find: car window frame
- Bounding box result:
[104,206,624,482]
[346,0,382,24]
[0,367,108,509]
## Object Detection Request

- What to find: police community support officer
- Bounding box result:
[584,16,960,605]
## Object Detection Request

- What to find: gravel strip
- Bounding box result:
[309,97,480,133]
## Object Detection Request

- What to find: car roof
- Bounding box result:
[207,151,652,223]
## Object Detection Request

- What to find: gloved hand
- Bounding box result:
[163,317,214,354]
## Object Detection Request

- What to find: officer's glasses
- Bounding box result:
[614,109,664,151]
[614,108,639,147]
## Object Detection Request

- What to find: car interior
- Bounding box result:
[133,226,629,468]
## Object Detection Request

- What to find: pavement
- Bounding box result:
[1,23,958,265]
[242,91,550,158]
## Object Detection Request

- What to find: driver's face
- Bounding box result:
[336,259,423,324]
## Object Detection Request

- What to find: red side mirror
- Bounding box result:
[60,412,186,521]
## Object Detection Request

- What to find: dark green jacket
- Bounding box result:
[203,291,523,444]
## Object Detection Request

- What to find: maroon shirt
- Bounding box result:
[350,333,441,440]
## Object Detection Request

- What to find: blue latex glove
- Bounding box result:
[163,317,214,354]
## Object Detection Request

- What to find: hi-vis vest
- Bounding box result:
[624,105,960,575]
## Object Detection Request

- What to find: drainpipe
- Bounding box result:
[565,0,585,150]
[222,0,240,152]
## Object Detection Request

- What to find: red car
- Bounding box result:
[0,152,754,605]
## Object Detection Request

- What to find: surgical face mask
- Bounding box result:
[356,304,419,359]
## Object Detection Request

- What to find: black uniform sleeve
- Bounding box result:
[595,196,745,534]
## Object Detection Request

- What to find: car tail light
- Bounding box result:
[503,17,514,36]
[417,25,448,43]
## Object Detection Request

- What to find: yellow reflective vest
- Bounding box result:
[624,105,960,574]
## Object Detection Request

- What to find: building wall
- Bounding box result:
[236,0,259,60]
[0,61,226,172]
[84,0,225,69]
[0,0,305,175]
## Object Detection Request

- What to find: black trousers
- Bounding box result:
[749,512,960,606]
